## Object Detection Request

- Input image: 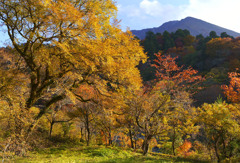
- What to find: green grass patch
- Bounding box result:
[3,145,210,163]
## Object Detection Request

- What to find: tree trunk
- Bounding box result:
[86,129,90,146]
[129,129,134,149]
[134,139,137,149]
[214,137,220,163]
[49,121,54,138]
[172,126,176,156]
[80,127,83,142]
[221,134,227,159]
[108,131,112,146]
[85,114,91,146]
[142,135,152,155]
[86,120,90,146]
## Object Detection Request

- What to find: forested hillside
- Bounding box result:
[138,29,240,105]
[1,1,240,163]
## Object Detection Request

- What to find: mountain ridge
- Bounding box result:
[131,17,240,39]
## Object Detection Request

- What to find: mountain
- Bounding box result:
[131,17,240,39]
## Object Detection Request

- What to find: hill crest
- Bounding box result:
[131,17,240,39]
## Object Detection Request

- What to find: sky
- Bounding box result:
[0,0,239,47]
[116,0,240,33]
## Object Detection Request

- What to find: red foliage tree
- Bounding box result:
[152,52,202,155]
[152,52,202,93]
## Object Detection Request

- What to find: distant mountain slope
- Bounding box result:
[131,17,240,39]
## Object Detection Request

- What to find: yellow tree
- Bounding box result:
[0,0,146,117]
[167,91,199,156]
[197,101,240,162]
[128,87,171,155]
[0,0,146,154]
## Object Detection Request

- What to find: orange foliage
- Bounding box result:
[177,140,193,157]
[222,72,240,103]
[75,84,96,100]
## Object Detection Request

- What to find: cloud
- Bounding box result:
[117,4,141,18]
[179,0,240,32]
[140,0,163,16]
[139,0,183,18]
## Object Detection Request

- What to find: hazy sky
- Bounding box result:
[0,0,239,47]
[117,0,240,33]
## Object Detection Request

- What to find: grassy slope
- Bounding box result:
[4,145,210,163]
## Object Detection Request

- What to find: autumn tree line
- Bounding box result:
[0,1,240,162]
[139,29,239,83]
